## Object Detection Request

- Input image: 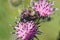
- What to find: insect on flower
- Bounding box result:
[20,9,39,22]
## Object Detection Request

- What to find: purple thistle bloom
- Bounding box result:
[33,0,56,17]
[14,21,38,40]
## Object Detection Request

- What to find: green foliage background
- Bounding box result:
[0,0,60,40]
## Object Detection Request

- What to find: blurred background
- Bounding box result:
[0,0,60,40]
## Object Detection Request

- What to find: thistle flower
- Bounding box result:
[14,21,38,40]
[33,0,56,17]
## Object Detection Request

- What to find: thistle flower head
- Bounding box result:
[33,0,56,17]
[14,21,37,40]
